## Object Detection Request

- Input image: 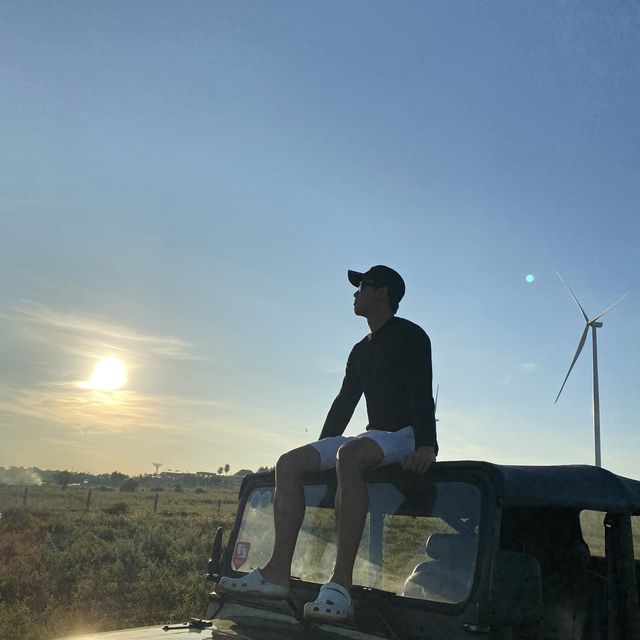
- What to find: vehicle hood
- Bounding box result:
[54,608,384,640]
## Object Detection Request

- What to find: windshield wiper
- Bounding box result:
[162,618,213,631]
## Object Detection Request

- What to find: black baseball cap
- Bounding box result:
[348,265,406,303]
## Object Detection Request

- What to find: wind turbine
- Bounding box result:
[555,272,626,467]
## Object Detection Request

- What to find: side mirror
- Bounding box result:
[206,527,224,582]
[490,550,542,628]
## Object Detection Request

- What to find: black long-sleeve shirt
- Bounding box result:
[319,316,438,454]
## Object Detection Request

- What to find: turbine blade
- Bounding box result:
[556,271,589,322]
[434,384,439,413]
[592,293,628,323]
[555,324,589,403]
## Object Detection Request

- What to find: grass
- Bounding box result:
[0,485,238,640]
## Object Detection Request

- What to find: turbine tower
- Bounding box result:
[555,273,626,467]
[152,462,163,477]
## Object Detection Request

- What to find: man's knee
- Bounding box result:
[336,438,382,473]
[276,445,320,479]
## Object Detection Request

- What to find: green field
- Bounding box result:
[0,484,239,640]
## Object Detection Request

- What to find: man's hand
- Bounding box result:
[402,446,436,474]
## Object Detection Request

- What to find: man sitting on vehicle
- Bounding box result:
[218,265,438,621]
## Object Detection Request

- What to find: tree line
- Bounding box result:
[0,465,234,490]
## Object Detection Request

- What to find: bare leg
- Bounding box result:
[260,445,321,587]
[329,438,383,590]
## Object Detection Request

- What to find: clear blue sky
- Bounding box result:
[1,1,638,478]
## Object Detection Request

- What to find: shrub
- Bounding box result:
[119,478,139,493]
[102,502,129,515]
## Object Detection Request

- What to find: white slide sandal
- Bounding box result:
[216,568,289,599]
[303,582,353,621]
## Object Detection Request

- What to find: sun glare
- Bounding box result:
[82,357,128,391]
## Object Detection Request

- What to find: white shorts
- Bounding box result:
[309,426,415,471]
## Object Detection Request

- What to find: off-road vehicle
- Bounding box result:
[59,462,640,640]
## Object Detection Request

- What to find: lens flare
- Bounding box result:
[526,274,535,283]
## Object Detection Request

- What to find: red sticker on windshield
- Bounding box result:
[232,541,251,570]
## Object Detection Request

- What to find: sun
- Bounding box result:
[82,357,128,391]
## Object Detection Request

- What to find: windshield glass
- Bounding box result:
[232,479,481,604]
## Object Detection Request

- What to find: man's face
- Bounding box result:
[353,280,386,317]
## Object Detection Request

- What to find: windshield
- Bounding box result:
[232,479,481,604]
